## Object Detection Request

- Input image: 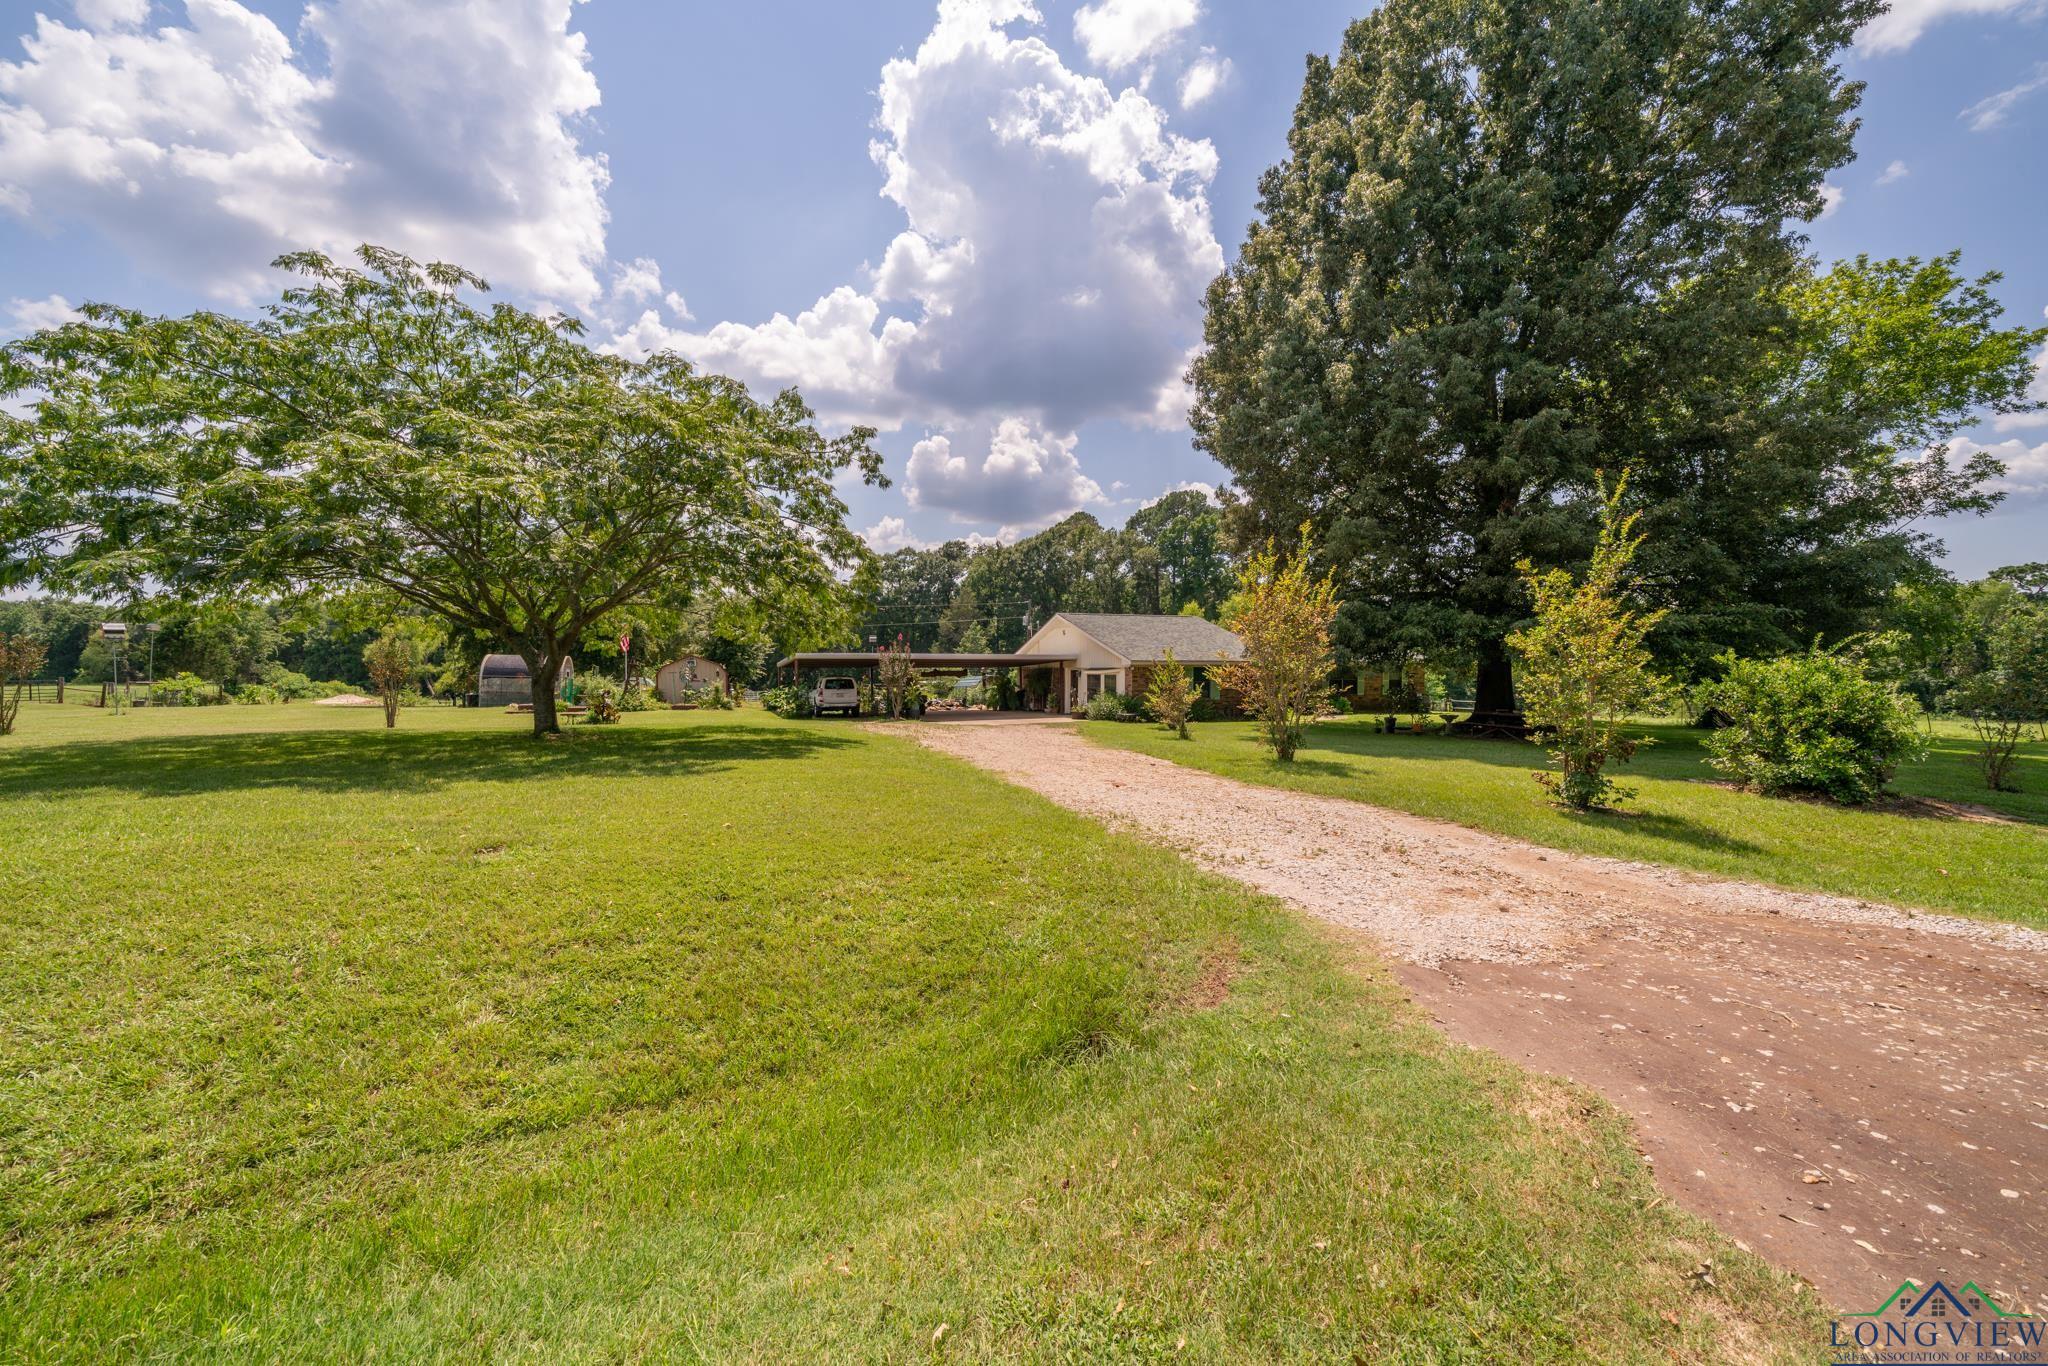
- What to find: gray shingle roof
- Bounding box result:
[1055,613,1244,664]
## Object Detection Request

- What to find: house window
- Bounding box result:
[1084,670,1118,700]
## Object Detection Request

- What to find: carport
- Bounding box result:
[775,651,1080,713]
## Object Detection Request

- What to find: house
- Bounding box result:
[653,655,729,703]
[774,612,1246,715]
[1014,612,1244,713]
[477,653,576,708]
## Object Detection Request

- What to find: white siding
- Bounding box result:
[1016,617,1126,671]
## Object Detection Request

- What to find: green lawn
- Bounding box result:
[1083,714,2047,928]
[0,702,1826,1360]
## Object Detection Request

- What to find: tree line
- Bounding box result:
[858,490,1232,653]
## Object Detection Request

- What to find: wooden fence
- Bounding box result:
[15,680,223,707]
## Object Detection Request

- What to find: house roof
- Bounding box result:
[1053,613,1243,664]
[479,653,530,680]
[777,651,1073,670]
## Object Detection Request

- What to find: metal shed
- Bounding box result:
[477,653,576,708]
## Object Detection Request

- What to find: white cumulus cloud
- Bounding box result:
[1177,49,1231,108]
[1817,184,1845,219]
[4,292,81,334]
[1876,159,1909,185]
[905,420,1105,527]
[0,0,611,304]
[861,515,936,552]
[1072,0,1199,71]
[617,0,1222,528]
[1860,0,2039,53]
[1951,435,2048,498]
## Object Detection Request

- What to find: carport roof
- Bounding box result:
[776,651,1075,670]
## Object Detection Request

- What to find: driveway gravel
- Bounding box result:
[901,716,2048,1313]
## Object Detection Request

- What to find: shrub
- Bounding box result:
[758,684,810,718]
[150,672,219,707]
[1507,473,1668,811]
[1702,649,1925,804]
[1084,690,1144,722]
[582,687,621,724]
[233,683,282,706]
[688,685,735,710]
[258,664,323,700]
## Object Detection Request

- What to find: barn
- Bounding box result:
[477,653,576,708]
[654,655,729,703]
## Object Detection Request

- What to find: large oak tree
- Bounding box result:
[1192,0,2041,712]
[0,248,882,734]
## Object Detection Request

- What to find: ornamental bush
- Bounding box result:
[1084,690,1142,722]
[150,672,220,707]
[1702,649,1925,804]
[758,684,809,718]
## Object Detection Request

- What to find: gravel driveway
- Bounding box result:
[902,716,2048,1313]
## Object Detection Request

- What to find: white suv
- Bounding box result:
[813,676,860,716]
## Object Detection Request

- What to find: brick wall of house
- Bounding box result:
[1128,662,1245,717]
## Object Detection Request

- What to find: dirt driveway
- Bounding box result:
[903,717,2048,1313]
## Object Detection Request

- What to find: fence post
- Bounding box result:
[56,680,64,704]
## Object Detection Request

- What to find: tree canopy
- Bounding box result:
[1192,0,2042,710]
[0,247,883,732]
[857,498,1234,653]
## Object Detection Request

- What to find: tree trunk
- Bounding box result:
[526,651,562,736]
[1473,638,1517,715]
[383,690,398,729]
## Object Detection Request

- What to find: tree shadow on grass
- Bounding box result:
[0,723,859,800]
[1560,806,1768,856]
[1287,734,1770,856]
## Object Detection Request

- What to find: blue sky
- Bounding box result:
[2,0,2043,575]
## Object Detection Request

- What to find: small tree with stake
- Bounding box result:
[1146,648,1200,740]
[362,627,425,730]
[0,632,49,736]
[0,247,883,738]
[1507,474,1668,810]
[1217,530,1339,763]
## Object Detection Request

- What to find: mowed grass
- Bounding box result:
[0,703,1825,1361]
[1083,715,2047,928]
